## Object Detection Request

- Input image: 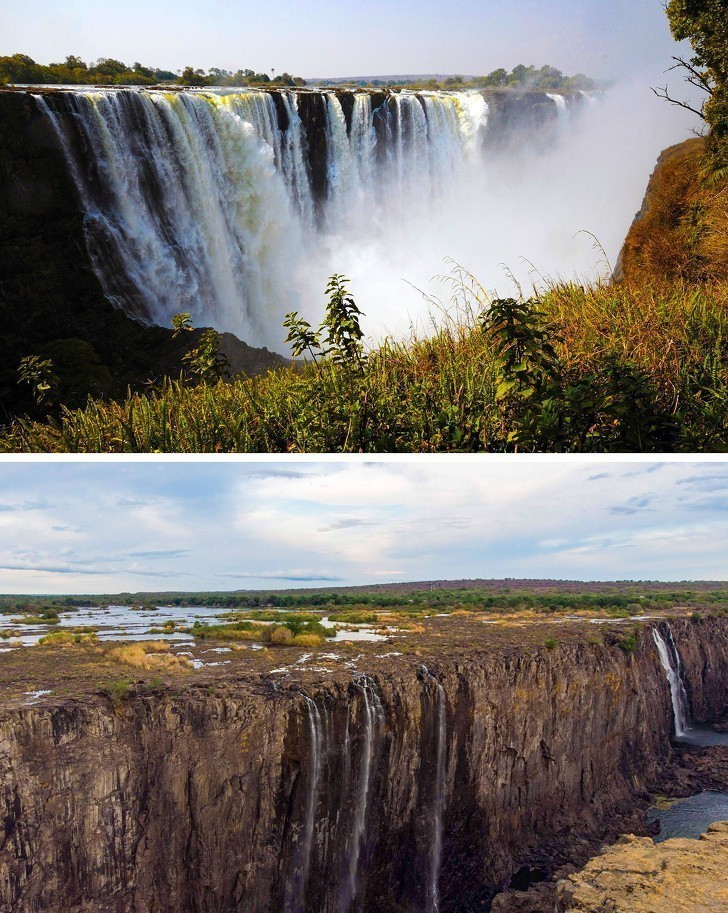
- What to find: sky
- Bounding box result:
[2,0,690,82]
[0,460,726,594]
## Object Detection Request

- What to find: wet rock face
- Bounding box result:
[556,822,728,912]
[0,620,726,913]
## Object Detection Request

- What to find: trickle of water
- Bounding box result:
[347,675,384,907]
[420,666,447,913]
[285,695,324,913]
[652,625,691,738]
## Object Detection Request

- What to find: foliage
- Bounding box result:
[544,637,558,650]
[315,65,599,93]
[2,266,727,453]
[172,313,230,384]
[0,53,306,88]
[618,632,639,654]
[664,0,728,167]
[17,355,58,406]
[102,679,131,705]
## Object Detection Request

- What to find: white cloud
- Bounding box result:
[0,461,725,593]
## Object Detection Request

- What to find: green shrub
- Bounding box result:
[544,637,558,651]
[103,680,131,705]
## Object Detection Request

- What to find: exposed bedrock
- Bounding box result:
[2,618,725,913]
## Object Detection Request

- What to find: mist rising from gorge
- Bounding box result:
[298,80,699,344]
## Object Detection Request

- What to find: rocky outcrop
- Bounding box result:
[480,89,583,153]
[0,618,725,913]
[556,821,728,912]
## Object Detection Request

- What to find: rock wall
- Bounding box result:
[2,618,724,913]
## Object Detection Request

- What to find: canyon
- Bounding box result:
[0,85,588,415]
[0,613,726,912]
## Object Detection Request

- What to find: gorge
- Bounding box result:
[1,612,726,913]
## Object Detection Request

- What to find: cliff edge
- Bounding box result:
[557,821,728,912]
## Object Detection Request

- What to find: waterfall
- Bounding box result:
[546,93,569,135]
[286,694,324,913]
[346,675,384,908]
[652,625,691,738]
[420,666,447,913]
[33,87,491,346]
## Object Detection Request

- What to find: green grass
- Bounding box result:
[1,278,726,452]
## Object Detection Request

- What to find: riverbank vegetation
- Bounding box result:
[0,54,307,88]
[3,263,726,452]
[2,583,727,619]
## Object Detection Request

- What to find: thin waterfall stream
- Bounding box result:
[420,666,447,913]
[652,625,691,738]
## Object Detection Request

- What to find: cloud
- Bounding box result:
[126,549,191,560]
[318,518,376,531]
[221,570,345,582]
[609,494,655,515]
[587,472,610,481]
[0,500,50,512]
[677,473,728,493]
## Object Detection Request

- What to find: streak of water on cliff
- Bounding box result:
[345,675,384,909]
[419,665,447,913]
[653,625,691,737]
[286,694,325,913]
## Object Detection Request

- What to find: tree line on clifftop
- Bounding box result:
[0,54,597,92]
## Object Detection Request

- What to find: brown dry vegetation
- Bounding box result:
[108,642,192,672]
[617,138,727,284]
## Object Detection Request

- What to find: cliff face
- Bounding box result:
[0,619,724,913]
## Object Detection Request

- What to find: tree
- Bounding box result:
[658,0,728,165]
[178,66,208,86]
[65,55,87,70]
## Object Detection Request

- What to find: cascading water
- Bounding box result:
[546,92,570,135]
[32,87,495,347]
[286,694,325,913]
[652,625,691,738]
[420,666,447,913]
[345,675,384,911]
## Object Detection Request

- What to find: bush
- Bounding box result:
[544,637,558,650]
[291,633,326,648]
[103,679,131,705]
[270,625,294,645]
[618,633,639,654]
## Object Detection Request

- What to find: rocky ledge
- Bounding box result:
[556,821,728,912]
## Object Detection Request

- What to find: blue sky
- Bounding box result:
[3,0,686,81]
[0,461,726,593]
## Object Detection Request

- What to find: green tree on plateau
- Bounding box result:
[662,0,728,167]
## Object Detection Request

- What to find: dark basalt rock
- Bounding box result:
[295,92,329,210]
[0,618,726,913]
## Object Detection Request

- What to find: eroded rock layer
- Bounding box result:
[0,617,726,913]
